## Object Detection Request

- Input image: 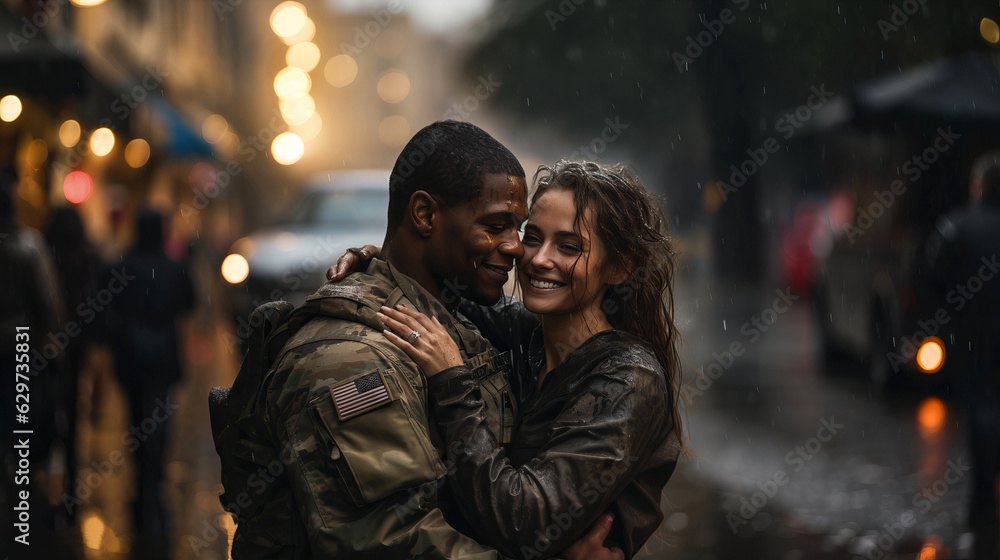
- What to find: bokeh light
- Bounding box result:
[222,254,250,284]
[292,112,322,141]
[270,2,307,37]
[271,132,304,165]
[981,18,1000,44]
[378,115,411,146]
[25,138,48,169]
[90,127,115,156]
[0,95,22,122]
[377,71,411,104]
[59,119,81,147]
[279,95,316,126]
[917,397,947,435]
[81,512,106,550]
[374,30,406,59]
[188,162,217,195]
[286,42,321,71]
[280,17,315,45]
[124,139,151,168]
[324,55,359,88]
[202,114,229,144]
[916,336,944,373]
[64,170,93,204]
[273,67,312,100]
[70,0,108,6]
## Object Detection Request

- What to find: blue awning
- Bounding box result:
[147,96,215,158]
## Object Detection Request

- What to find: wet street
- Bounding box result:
[26,230,973,560]
[639,236,973,559]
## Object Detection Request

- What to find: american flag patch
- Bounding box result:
[331,370,390,421]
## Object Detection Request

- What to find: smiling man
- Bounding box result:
[222,121,531,558]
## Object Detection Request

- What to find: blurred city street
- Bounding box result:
[2,0,998,559]
[34,231,970,560]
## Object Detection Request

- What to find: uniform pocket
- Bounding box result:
[308,368,446,507]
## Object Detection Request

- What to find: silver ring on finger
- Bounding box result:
[406,330,420,343]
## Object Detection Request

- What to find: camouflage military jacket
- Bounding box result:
[253,259,515,559]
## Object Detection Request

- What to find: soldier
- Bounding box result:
[218,121,617,559]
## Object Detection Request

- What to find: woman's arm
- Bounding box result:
[377,305,673,558]
[427,356,672,559]
[456,295,540,353]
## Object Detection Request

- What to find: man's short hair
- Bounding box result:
[386,120,524,231]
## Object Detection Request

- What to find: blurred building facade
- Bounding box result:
[1,0,463,258]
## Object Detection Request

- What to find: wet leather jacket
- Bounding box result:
[434,298,681,559]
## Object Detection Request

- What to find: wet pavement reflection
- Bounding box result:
[638,233,973,559]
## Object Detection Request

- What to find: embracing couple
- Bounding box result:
[218,120,683,560]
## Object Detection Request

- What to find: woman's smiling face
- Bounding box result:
[517,187,615,318]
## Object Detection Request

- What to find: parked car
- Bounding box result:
[809,135,965,395]
[224,169,390,330]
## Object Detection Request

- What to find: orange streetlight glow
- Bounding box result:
[916,337,945,373]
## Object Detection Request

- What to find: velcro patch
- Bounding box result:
[330,370,390,421]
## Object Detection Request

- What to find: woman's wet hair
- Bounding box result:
[530,160,684,447]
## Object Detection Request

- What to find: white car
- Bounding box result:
[225,169,390,323]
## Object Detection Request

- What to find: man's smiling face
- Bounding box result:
[428,172,528,305]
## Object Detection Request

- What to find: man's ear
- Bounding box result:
[407,191,437,237]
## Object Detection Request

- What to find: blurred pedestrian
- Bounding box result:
[98,208,194,557]
[45,206,102,523]
[925,154,1000,559]
[0,166,71,551]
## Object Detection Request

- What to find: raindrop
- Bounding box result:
[723,319,727,331]
[526,98,530,107]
